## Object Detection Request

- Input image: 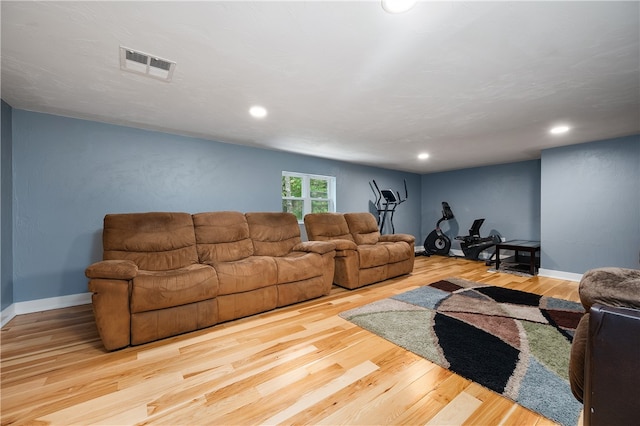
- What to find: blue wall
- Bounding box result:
[10,110,421,303]
[541,136,640,273]
[4,106,639,306]
[1,101,13,311]
[420,137,640,274]
[421,160,541,251]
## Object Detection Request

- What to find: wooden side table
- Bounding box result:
[495,240,541,275]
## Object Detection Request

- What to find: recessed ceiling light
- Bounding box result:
[418,152,430,160]
[249,105,268,119]
[550,125,571,135]
[382,0,417,14]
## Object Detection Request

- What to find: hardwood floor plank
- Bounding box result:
[426,391,483,425]
[1,256,583,425]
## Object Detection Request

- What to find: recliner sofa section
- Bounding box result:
[85,211,336,351]
[568,267,640,426]
[303,212,415,289]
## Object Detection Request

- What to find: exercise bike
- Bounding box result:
[423,202,454,256]
[423,203,500,260]
[455,218,501,261]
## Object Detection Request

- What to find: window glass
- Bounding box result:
[282,175,303,198]
[282,171,336,222]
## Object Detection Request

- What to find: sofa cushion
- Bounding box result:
[304,213,354,242]
[275,252,323,283]
[345,212,380,245]
[103,212,199,271]
[381,241,412,263]
[130,264,218,313]
[214,256,278,295]
[246,212,302,257]
[358,244,390,268]
[194,211,254,263]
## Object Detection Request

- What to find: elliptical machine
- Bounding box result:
[423,202,454,256]
[371,179,408,234]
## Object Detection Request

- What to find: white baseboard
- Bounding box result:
[538,268,583,282]
[1,303,16,328]
[1,292,92,328]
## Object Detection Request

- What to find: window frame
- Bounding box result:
[282,171,336,223]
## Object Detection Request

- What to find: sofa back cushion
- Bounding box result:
[103,212,198,271]
[193,211,254,263]
[345,212,381,245]
[304,213,354,242]
[246,212,302,257]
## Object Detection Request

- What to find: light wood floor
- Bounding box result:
[1,256,583,425]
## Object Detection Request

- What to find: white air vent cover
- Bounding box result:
[119,46,176,82]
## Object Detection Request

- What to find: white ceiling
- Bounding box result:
[2,1,639,174]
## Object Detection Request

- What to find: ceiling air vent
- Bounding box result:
[119,46,176,82]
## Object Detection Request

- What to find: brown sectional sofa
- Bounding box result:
[304,212,415,289]
[85,211,336,351]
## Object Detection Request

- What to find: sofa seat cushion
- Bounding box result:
[381,241,412,263]
[214,256,277,295]
[131,264,218,313]
[357,244,390,268]
[275,252,323,283]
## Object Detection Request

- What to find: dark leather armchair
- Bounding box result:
[569,267,640,426]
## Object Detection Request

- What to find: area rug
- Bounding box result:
[339,278,584,426]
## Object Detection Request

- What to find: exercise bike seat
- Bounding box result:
[455,218,500,261]
[456,218,486,241]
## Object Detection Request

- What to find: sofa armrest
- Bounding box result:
[379,233,416,245]
[85,260,139,280]
[583,304,640,426]
[88,278,132,351]
[579,267,640,311]
[329,239,358,251]
[293,241,336,255]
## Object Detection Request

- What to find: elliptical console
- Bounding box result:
[423,202,454,256]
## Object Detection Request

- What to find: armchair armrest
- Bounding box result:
[379,233,416,245]
[330,239,358,251]
[85,259,138,280]
[579,267,640,311]
[583,304,640,426]
[293,241,336,255]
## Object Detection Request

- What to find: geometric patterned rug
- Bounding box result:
[339,278,584,426]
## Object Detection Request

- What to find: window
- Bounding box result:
[282,171,336,221]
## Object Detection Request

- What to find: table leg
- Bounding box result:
[529,250,535,275]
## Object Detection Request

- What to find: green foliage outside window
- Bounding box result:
[282,172,335,220]
[310,178,328,198]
